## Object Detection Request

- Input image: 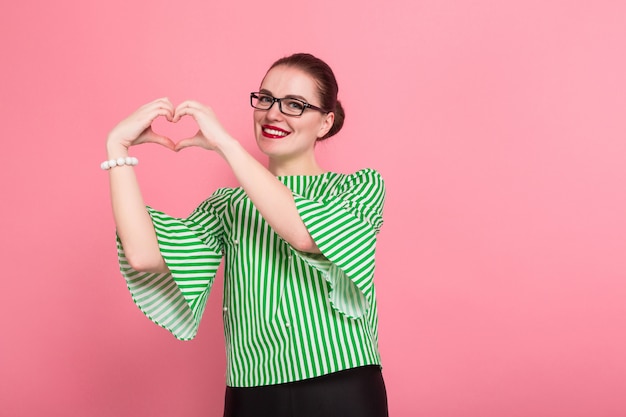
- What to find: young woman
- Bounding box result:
[105,53,388,417]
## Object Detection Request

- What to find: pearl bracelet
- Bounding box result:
[100,156,139,170]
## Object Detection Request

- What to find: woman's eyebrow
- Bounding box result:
[285,94,309,102]
[259,88,309,102]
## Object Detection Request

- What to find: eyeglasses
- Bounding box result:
[250,92,327,116]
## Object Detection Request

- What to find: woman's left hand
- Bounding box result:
[172,100,237,153]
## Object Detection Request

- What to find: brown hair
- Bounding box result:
[268,53,345,140]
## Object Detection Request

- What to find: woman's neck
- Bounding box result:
[268,156,325,177]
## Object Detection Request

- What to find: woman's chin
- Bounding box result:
[256,136,285,155]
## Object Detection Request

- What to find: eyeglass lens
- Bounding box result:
[251,93,307,116]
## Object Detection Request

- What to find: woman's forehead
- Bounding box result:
[260,66,318,97]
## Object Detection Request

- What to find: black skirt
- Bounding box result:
[224,365,389,417]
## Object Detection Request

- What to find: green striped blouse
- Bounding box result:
[117,168,385,387]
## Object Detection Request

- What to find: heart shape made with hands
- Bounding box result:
[150,113,200,145]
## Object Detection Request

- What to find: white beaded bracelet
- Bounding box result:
[100,156,139,170]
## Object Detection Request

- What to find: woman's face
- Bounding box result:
[253,65,334,164]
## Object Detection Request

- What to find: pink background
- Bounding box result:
[1,1,625,416]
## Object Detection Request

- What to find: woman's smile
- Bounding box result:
[261,124,291,139]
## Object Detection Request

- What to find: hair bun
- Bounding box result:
[321,100,345,140]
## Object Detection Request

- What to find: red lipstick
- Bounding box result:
[261,125,291,139]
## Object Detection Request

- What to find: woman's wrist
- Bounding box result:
[214,135,242,159]
[106,140,130,160]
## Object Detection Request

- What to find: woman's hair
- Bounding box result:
[268,53,345,140]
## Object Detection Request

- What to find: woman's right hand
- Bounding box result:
[106,97,176,154]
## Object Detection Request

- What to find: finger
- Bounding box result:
[136,97,174,114]
[139,128,176,150]
[156,139,177,151]
[173,101,207,122]
[129,108,173,134]
[151,97,174,108]
[146,107,174,121]
[174,139,193,152]
[155,107,175,122]
[172,106,197,122]
[157,99,175,121]
[144,100,175,121]
[176,100,202,110]
[137,97,170,113]
[157,97,174,107]
[174,133,204,152]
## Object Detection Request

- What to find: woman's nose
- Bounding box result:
[265,101,284,120]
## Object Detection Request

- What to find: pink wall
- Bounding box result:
[1,1,625,416]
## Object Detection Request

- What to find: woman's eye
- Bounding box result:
[286,100,305,111]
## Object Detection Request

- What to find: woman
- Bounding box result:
[105,53,388,417]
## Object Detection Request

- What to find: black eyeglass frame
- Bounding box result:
[250,92,328,116]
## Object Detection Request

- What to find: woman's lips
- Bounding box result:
[262,125,291,139]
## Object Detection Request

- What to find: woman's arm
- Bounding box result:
[219,140,320,253]
[106,98,177,272]
[173,101,321,254]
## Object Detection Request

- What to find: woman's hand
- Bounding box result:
[107,97,177,154]
[172,100,237,154]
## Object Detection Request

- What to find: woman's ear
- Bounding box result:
[318,112,335,138]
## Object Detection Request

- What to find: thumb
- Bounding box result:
[174,131,204,152]
[140,127,176,151]
[174,137,197,152]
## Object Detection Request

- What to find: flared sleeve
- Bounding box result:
[292,168,385,319]
[117,189,231,340]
